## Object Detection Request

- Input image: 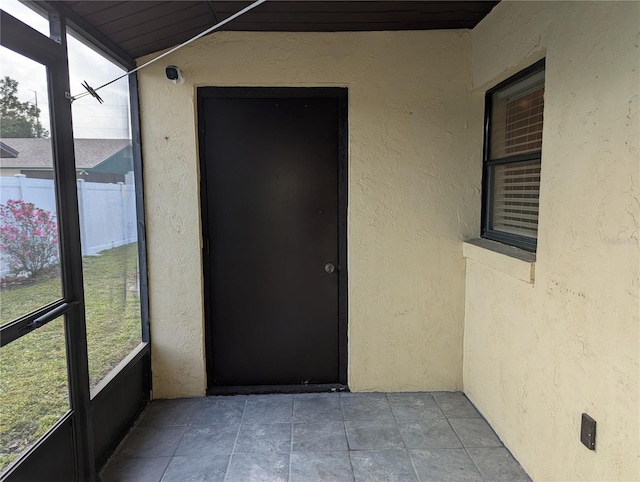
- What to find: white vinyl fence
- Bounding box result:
[0,174,137,276]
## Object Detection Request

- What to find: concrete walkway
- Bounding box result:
[100,392,530,481]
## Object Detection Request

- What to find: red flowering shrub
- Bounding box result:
[0,199,59,279]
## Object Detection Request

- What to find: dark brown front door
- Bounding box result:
[198,88,347,389]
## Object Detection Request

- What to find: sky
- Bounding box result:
[0,0,131,139]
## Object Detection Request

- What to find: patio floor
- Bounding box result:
[100,392,531,482]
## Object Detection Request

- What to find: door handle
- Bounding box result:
[324,262,336,274]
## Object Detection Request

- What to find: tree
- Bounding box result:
[0,76,48,138]
[0,199,58,279]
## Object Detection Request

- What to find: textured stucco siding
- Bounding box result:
[465,2,640,481]
[137,31,480,398]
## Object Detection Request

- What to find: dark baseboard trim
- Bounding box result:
[207,384,349,396]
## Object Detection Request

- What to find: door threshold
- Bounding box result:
[207,383,349,396]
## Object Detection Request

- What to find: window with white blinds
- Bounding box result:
[483,60,545,250]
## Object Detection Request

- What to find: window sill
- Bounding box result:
[463,238,536,284]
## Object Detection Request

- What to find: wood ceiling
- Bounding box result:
[54,1,498,60]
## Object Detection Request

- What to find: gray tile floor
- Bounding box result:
[100,392,531,482]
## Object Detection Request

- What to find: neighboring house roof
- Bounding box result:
[0,138,131,170]
[0,141,19,158]
[91,144,134,174]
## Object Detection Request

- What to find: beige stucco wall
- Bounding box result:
[138,31,481,398]
[465,2,640,481]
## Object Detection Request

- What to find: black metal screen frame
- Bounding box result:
[0,6,151,480]
[0,9,94,479]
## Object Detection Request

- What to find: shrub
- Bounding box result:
[0,199,58,279]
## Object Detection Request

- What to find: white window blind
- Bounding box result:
[491,159,541,238]
[490,71,545,159]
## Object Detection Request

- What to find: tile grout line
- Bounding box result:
[387,392,422,482]
[288,396,294,482]
[448,393,507,482]
[431,392,445,415]
[157,402,192,482]
[445,409,487,482]
[444,416,465,449]
[412,392,488,481]
[461,443,488,482]
[340,393,357,481]
[223,398,247,482]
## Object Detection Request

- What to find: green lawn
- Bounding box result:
[0,243,141,471]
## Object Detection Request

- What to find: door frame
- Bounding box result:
[197,87,349,391]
